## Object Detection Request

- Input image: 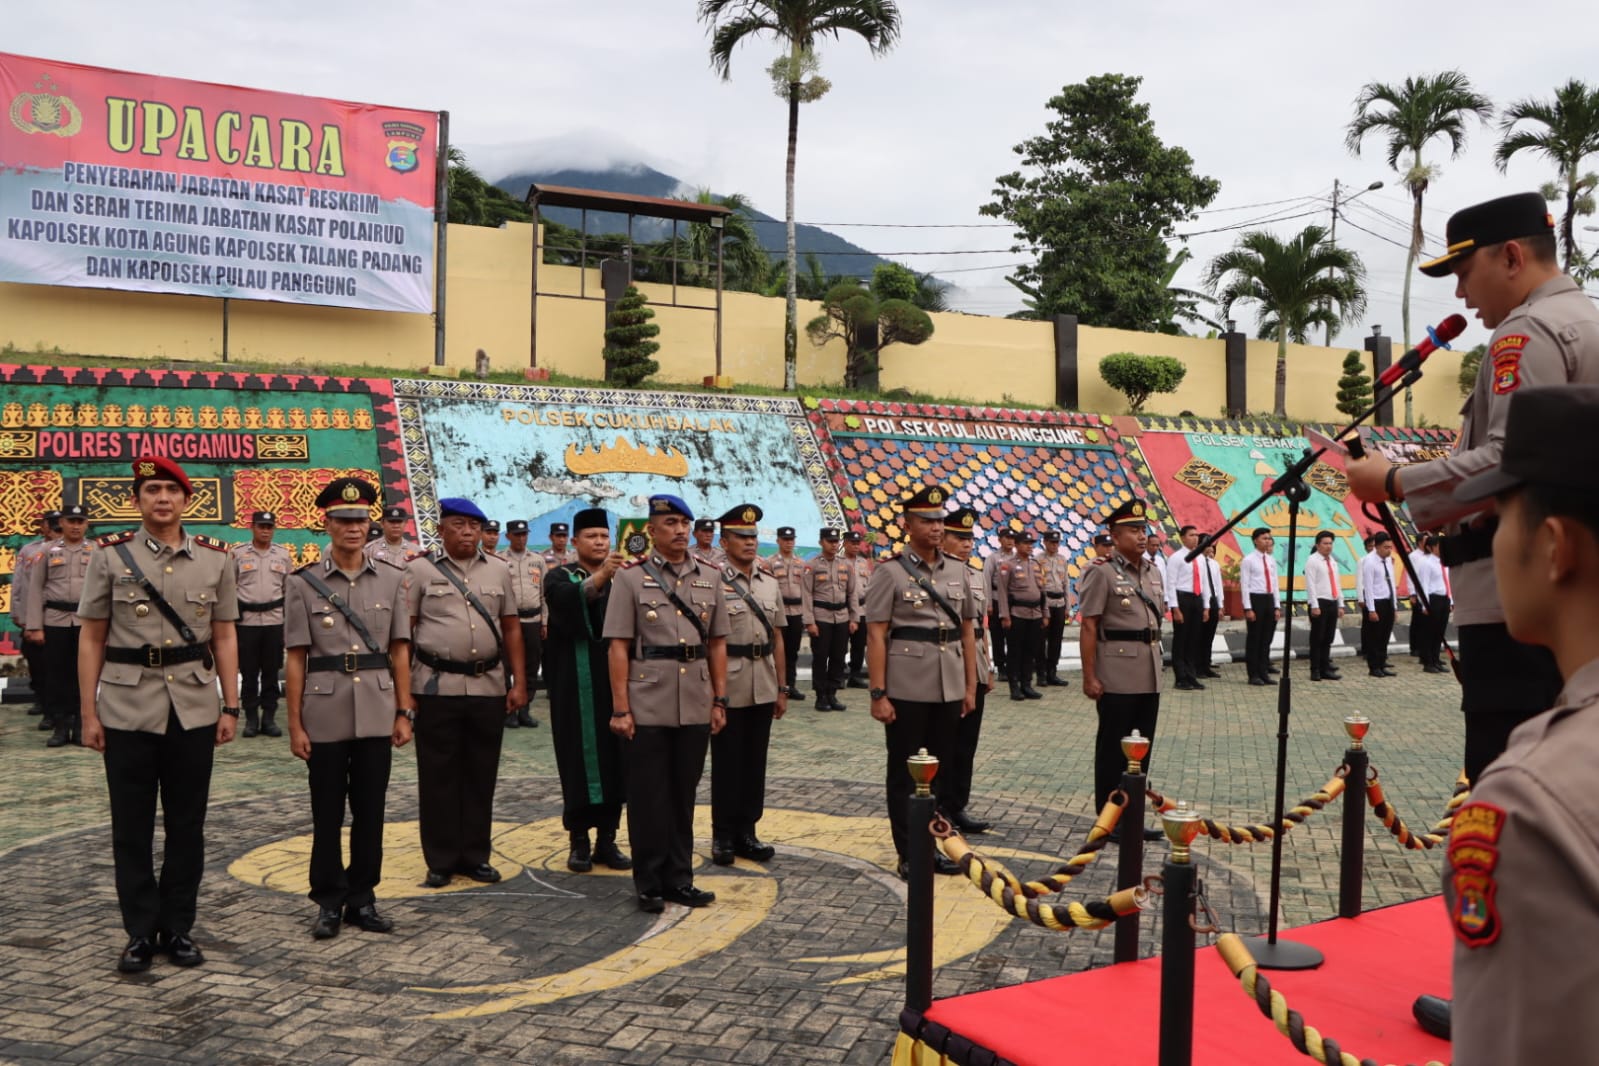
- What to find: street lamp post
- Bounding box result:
[1325,179,1385,347]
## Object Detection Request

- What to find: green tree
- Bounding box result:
[980,73,1220,330]
[446,147,531,227]
[1098,352,1187,413]
[1159,247,1222,335]
[603,286,660,388]
[806,281,933,389]
[1458,342,1485,397]
[1335,351,1373,418]
[699,0,903,392]
[1495,78,1599,274]
[1204,225,1368,418]
[680,189,771,293]
[1345,71,1493,425]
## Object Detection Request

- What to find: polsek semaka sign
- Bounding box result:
[0,53,437,313]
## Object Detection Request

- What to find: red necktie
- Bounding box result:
[1325,556,1335,599]
[1191,559,1199,592]
[1264,556,1274,595]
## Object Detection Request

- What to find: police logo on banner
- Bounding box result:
[383,121,425,173]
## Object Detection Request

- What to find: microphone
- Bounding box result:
[1376,314,1467,388]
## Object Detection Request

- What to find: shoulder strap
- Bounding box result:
[296,567,384,655]
[1112,554,1164,624]
[723,565,776,644]
[895,554,962,629]
[638,558,708,642]
[112,541,200,645]
[430,553,504,646]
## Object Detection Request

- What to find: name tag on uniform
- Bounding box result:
[642,580,661,589]
[691,579,713,589]
[49,556,65,567]
[239,561,256,572]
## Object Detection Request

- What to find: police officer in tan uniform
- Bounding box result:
[407,497,526,889]
[865,485,979,879]
[77,456,241,974]
[479,520,503,557]
[805,528,857,712]
[940,507,995,835]
[284,478,414,940]
[1076,498,1164,843]
[844,530,873,688]
[365,506,418,566]
[1039,529,1070,686]
[769,526,812,699]
[987,527,1015,678]
[14,512,58,726]
[234,510,292,738]
[1439,385,1599,1064]
[605,495,731,913]
[543,522,577,568]
[26,503,91,747]
[502,519,545,730]
[692,518,725,567]
[998,530,1045,701]
[709,504,788,866]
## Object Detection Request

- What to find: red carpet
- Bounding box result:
[898,897,1452,1066]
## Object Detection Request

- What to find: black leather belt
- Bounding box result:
[105,644,213,668]
[1009,597,1042,608]
[891,626,960,645]
[1045,592,1066,599]
[517,608,543,619]
[307,652,390,674]
[239,598,285,612]
[1102,628,1161,644]
[1441,520,1497,567]
[636,645,706,662]
[45,599,79,611]
[416,648,500,676]
[782,596,803,606]
[725,642,773,659]
[813,600,846,611]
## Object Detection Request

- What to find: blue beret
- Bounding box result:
[438,497,487,523]
[648,494,693,520]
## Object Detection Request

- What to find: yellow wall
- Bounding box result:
[0,218,1468,424]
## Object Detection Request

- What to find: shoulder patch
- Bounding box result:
[194,534,229,553]
[1489,334,1528,395]
[1448,802,1506,948]
[377,557,407,571]
[98,530,136,547]
[293,561,320,574]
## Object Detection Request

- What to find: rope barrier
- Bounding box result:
[1365,768,1470,851]
[937,829,1149,931]
[943,792,1126,900]
[1145,773,1347,844]
[1216,934,1447,1066]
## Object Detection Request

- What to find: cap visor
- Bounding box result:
[1454,468,1522,504]
[324,506,371,519]
[1418,251,1461,278]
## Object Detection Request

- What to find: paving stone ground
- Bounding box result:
[0,637,1465,1065]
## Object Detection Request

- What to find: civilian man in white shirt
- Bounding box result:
[1304,530,1344,682]
[1411,534,1452,674]
[1240,528,1280,686]
[1163,525,1209,690]
[1360,532,1399,677]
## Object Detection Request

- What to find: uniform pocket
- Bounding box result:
[100,662,142,687]
[306,675,335,697]
[185,589,213,621]
[888,641,927,660]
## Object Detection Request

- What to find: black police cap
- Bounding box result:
[1419,192,1555,277]
[506,520,529,534]
[316,477,378,518]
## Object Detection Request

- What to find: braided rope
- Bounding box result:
[1216,934,1447,1066]
[1145,774,1347,844]
[1366,769,1470,851]
[939,833,1145,931]
[966,792,1125,900]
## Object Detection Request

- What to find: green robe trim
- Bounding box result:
[567,569,606,805]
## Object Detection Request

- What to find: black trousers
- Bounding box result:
[811,620,849,694]
[1202,599,1222,670]
[414,694,506,874]
[883,699,960,859]
[1093,692,1160,811]
[944,686,986,816]
[518,621,544,700]
[102,708,215,938]
[1416,594,1451,668]
[782,614,804,688]
[1173,592,1205,684]
[1245,594,1276,679]
[237,623,285,713]
[307,736,392,911]
[988,609,1008,674]
[1459,623,1563,784]
[42,624,81,723]
[1364,599,1396,672]
[711,703,774,839]
[626,723,711,895]
[848,617,868,677]
[1043,601,1068,678]
[1408,600,1423,656]
[1308,599,1339,676]
[1007,616,1041,685]
[20,634,46,709]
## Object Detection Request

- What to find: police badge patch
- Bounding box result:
[1448,802,1506,948]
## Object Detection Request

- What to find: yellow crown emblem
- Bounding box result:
[136,461,156,477]
[961,514,974,528]
[1130,501,1145,517]
[741,507,756,523]
[341,482,361,502]
[928,489,943,504]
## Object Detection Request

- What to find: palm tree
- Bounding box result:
[681,189,771,293]
[699,0,902,391]
[1205,226,1367,419]
[1495,78,1599,273]
[1345,72,1492,424]
[1159,246,1223,335]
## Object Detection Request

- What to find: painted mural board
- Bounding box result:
[394,380,844,554]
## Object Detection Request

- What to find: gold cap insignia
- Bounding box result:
[742,507,756,523]
[341,483,361,502]
[961,515,974,528]
[928,489,943,504]
[1130,502,1145,517]
[136,461,156,477]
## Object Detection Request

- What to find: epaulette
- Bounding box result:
[883,552,902,562]
[1090,556,1108,566]
[404,550,425,563]
[98,530,136,547]
[621,558,646,570]
[194,534,229,552]
[376,556,407,571]
[293,559,321,574]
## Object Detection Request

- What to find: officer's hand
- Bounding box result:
[1202,610,1211,622]
[1172,608,1183,625]
[601,551,627,578]
[215,714,237,747]
[24,629,43,644]
[610,710,635,740]
[541,625,548,640]
[1368,610,1379,622]
[1310,606,1320,617]
[1274,610,1281,622]
[848,621,857,634]
[290,725,313,761]
[774,691,788,720]
[1083,676,1104,700]
[806,624,819,637]
[391,717,413,749]
[870,695,896,724]
[1337,607,1345,618]
[1345,453,1392,503]
[1001,617,1011,629]
[961,690,976,716]
[1244,610,1256,622]
[507,685,528,713]
[710,704,726,735]
[80,715,105,753]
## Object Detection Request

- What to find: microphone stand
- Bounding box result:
[1184,367,1425,971]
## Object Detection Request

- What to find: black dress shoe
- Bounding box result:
[827,695,848,711]
[1021,685,1043,699]
[664,884,716,907]
[1187,679,1205,690]
[118,936,156,974]
[1381,668,1397,676]
[638,892,665,914]
[895,858,910,881]
[460,863,501,883]
[516,707,538,727]
[1412,994,1452,1039]
[592,837,632,870]
[1046,674,1069,687]
[1142,827,1164,842]
[846,676,870,689]
[735,834,776,862]
[568,832,593,872]
[785,685,804,700]
[1249,677,1270,686]
[1201,669,1222,678]
[950,810,990,834]
[157,931,205,967]
[424,870,452,888]
[259,716,283,738]
[343,904,394,933]
[711,837,736,866]
[504,713,521,729]
[312,908,342,940]
[933,852,962,876]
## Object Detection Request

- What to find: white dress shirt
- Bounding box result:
[1360,552,1397,611]
[1164,549,1207,606]
[1240,550,1280,603]
[1412,551,1448,598]
[1305,551,1341,603]
[1204,556,1223,607]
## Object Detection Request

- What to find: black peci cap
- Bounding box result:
[506,520,529,534]
[383,506,408,522]
[776,526,796,539]
[694,518,717,532]
[1419,192,1555,277]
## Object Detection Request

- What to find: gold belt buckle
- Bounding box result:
[343,652,359,673]
[472,659,489,677]
[145,645,161,668]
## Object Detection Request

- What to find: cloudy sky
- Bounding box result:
[12,1,1597,348]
